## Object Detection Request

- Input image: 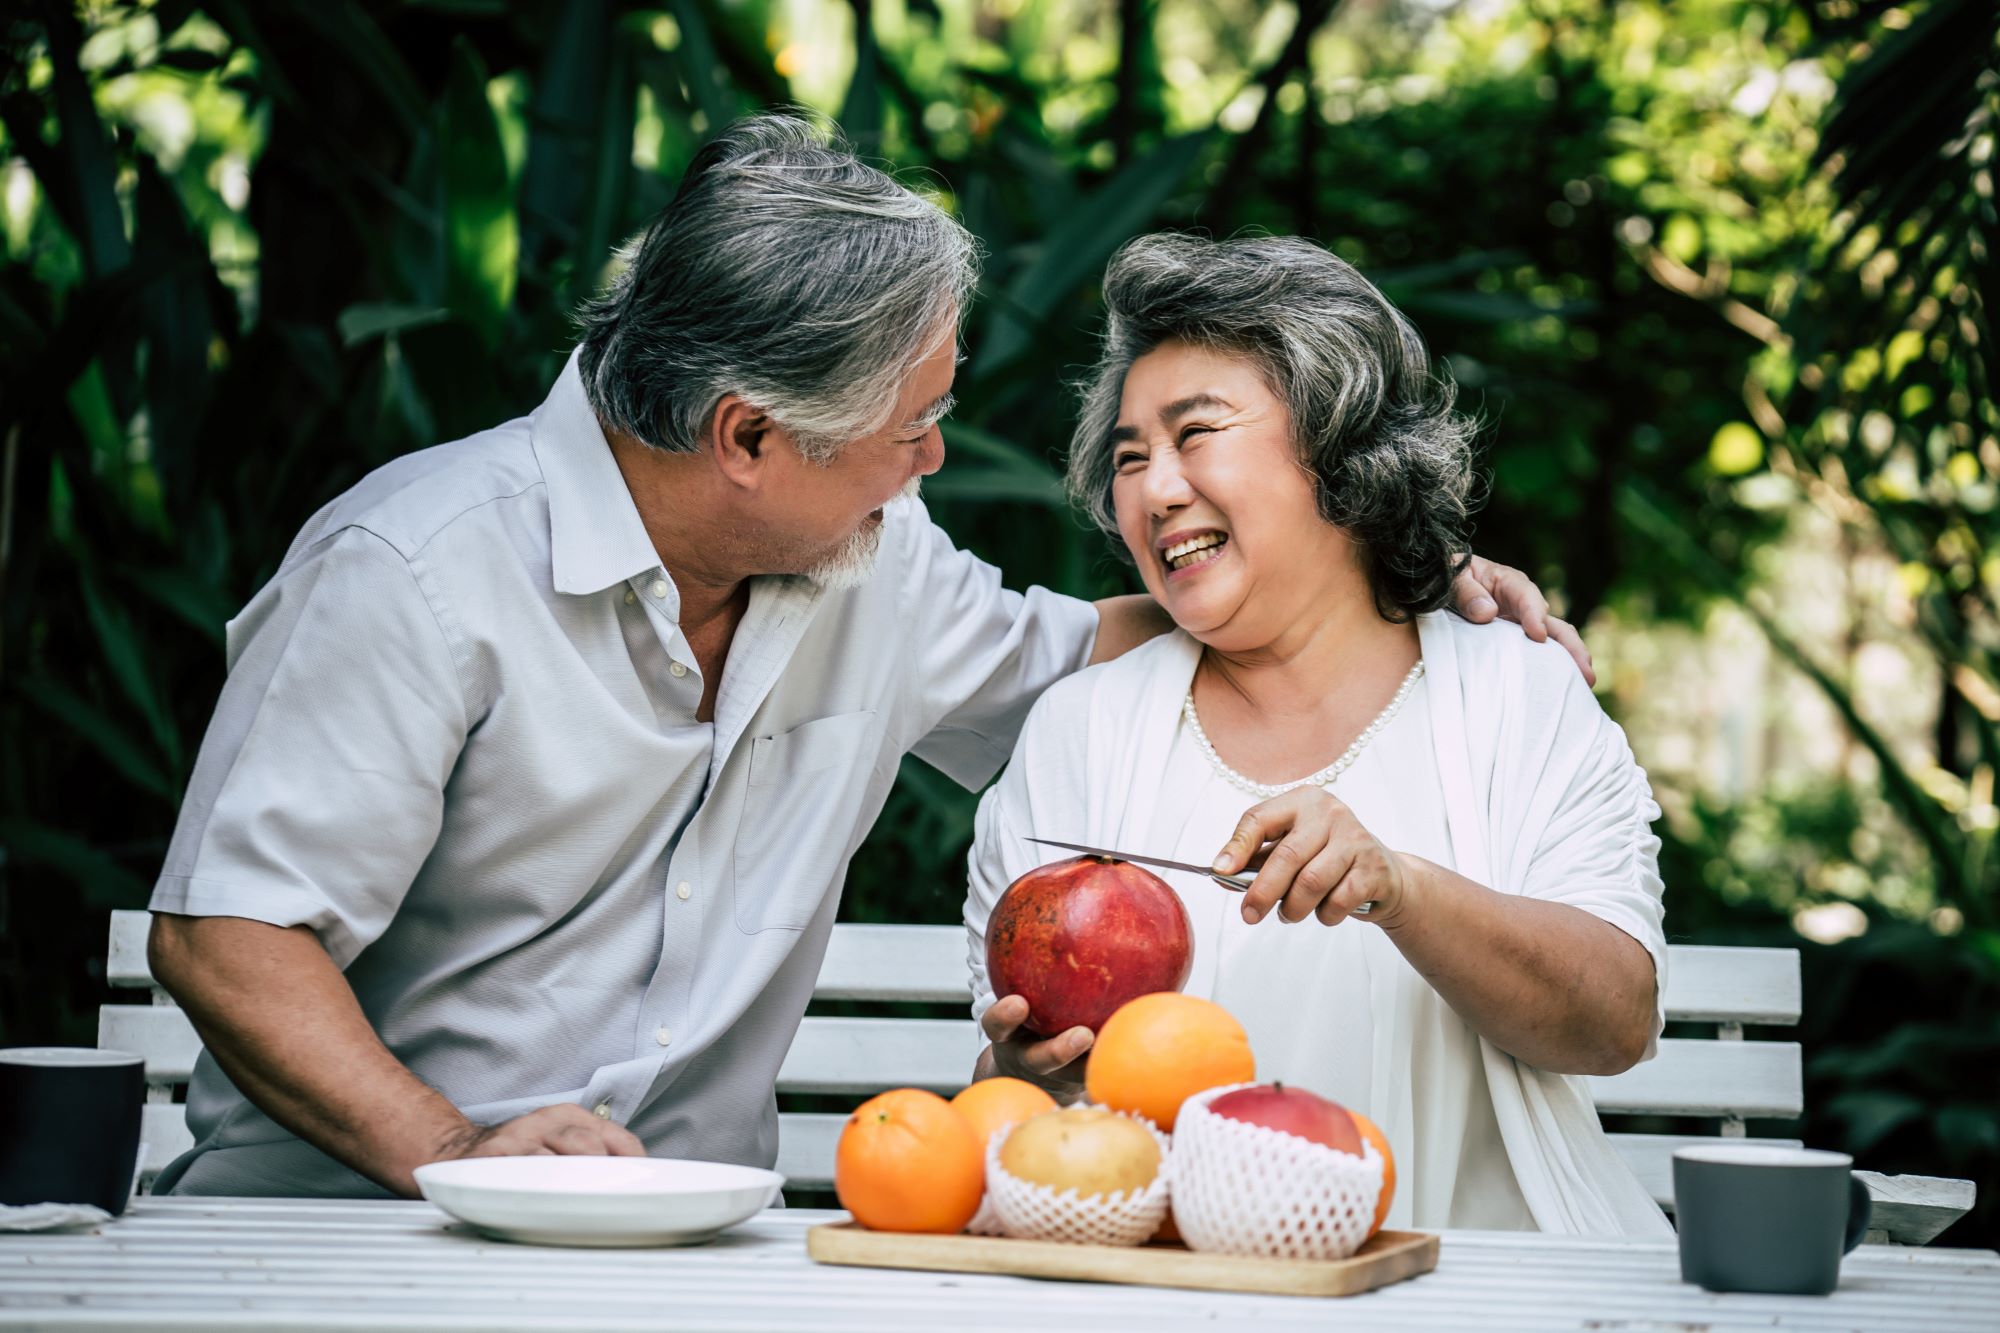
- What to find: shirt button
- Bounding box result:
[669,661,688,679]
[650,579,669,599]
[623,589,636,605]
[676,881,692,901]
[593,1100,613,1119]
[655,1027,672,1046]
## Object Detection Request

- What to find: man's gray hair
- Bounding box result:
[1068,233,1476,620]
[574,112,977,462]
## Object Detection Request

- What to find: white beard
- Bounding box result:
[803,477,922,590]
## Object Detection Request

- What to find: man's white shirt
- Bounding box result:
[148,351,1097,1196]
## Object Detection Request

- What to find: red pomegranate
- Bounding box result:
[1208,1082,1363,1156]
[986,855,1194,1037]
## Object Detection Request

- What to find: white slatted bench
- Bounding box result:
[103,911,1973,1244]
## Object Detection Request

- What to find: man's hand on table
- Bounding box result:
[148,914,649,1199]
[973,995,1093,1103]
[429,1105,647,1165]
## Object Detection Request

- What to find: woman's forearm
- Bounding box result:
[1376,857,1657,1075]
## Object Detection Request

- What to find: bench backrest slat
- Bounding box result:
[109,914,1803,1025]
[812,924,975,1003]
[106,911,1807,1119]
[107,911,153,989]
[779,1019,1808,1117]
[1658,944,1800,1024]
[106,1000,1803,1121]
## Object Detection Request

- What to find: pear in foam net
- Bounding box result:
[985,1105,1172,1247]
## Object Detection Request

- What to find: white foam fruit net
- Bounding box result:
[984,1108,1172,1247]
[964,1193,1006,1237]
[1170,1082,1383,1262]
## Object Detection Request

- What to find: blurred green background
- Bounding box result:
[1,0,1994,1243]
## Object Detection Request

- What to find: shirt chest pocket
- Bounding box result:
[732,709,882,933]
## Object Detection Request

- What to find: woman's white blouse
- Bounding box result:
[964,614,1675,1237]
[1152,685,1535,1230]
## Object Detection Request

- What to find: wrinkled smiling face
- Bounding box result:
[761,327,956,588]
[1109,340,1354,650]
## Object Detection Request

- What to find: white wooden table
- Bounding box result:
[0,1199,1993,1331]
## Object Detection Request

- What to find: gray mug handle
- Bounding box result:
[1843,1173,1872,1254]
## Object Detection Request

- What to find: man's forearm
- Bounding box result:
[1088,594,1175,665]
[148,914,474,1197]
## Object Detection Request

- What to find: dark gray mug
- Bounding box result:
[0,1047,146,1216]
[1673,1145,1871,1295]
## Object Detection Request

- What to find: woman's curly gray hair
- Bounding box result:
[1068,233,1476,621]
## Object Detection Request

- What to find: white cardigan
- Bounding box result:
[964,611,1674,1237]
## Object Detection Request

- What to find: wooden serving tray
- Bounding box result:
[805,1223,1438,1298]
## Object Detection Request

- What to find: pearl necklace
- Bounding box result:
[1182,659,1427,799]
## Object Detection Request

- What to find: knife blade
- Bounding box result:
[1024,837,1373,915]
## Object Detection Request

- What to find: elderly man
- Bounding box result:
[146,114,1580,1198]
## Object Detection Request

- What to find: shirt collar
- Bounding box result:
[530,349,665,597]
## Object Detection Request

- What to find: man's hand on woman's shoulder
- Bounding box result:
[1451,555,1595,686]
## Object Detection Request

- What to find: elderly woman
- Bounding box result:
[963,234,1671,1236]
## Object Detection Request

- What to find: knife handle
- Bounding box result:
[1209,872,1374,916]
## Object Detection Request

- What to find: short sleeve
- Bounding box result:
[149,526,470,968]
[1520,679,1670,1060]
[899,511,1097,790]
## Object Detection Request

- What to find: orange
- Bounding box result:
[1352,1111,1396,1238]
[1084,992,1255,1131]
[950,1077,1058,1149]
[834,1088,984,1233]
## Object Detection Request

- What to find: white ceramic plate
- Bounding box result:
[412,1156,785,1248]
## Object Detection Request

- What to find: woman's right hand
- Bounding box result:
[974,995,1094,1102]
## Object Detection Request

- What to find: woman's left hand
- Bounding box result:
[1211,788,1414,928]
